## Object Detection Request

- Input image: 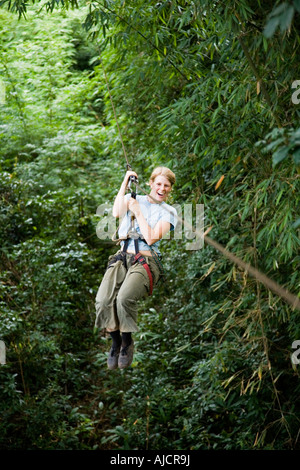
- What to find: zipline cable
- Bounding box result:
[99,52,300,312]
[99,51,131,170]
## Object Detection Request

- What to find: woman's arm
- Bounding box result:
[128,198,171,246]
[112,171,137,218]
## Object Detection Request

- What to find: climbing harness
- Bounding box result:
[122,238,154,296]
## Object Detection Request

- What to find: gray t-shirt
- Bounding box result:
[119,194,177,254]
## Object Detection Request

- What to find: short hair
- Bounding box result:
[149,166,176,186]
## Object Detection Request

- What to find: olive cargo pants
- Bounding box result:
[95,251,160,332]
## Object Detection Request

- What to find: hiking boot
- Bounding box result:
[107,345,121,370]
[118,341,134,369]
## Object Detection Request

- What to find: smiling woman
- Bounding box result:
[94,167,177,370]
[115,167,176,254]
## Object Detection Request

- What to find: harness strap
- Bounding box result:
[107,251,128,270]
[121,237,153,295]
[122,238,130,253]
[133,252,153,295]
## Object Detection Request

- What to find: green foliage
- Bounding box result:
[257,127,300,167]
[0,0,300,451]
[263,1,300,38]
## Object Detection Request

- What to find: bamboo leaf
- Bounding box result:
[272,146,289,166]
[263,16,280,38]
[292,147,300,165]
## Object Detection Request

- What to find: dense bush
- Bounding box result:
[0,1,299,450]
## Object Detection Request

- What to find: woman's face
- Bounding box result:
[149,175,172,202]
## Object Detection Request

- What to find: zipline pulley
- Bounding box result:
[126,165,139,239]
[126,164,138,199]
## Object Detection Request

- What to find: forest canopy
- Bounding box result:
[0,0,299,450]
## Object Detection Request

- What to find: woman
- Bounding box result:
[95,166,177,370]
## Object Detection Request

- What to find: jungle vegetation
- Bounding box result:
[0,0,299,450]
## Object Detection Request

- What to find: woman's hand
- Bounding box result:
[113,171,138,218]
[124,170,138,187]
[128,197,141,216]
